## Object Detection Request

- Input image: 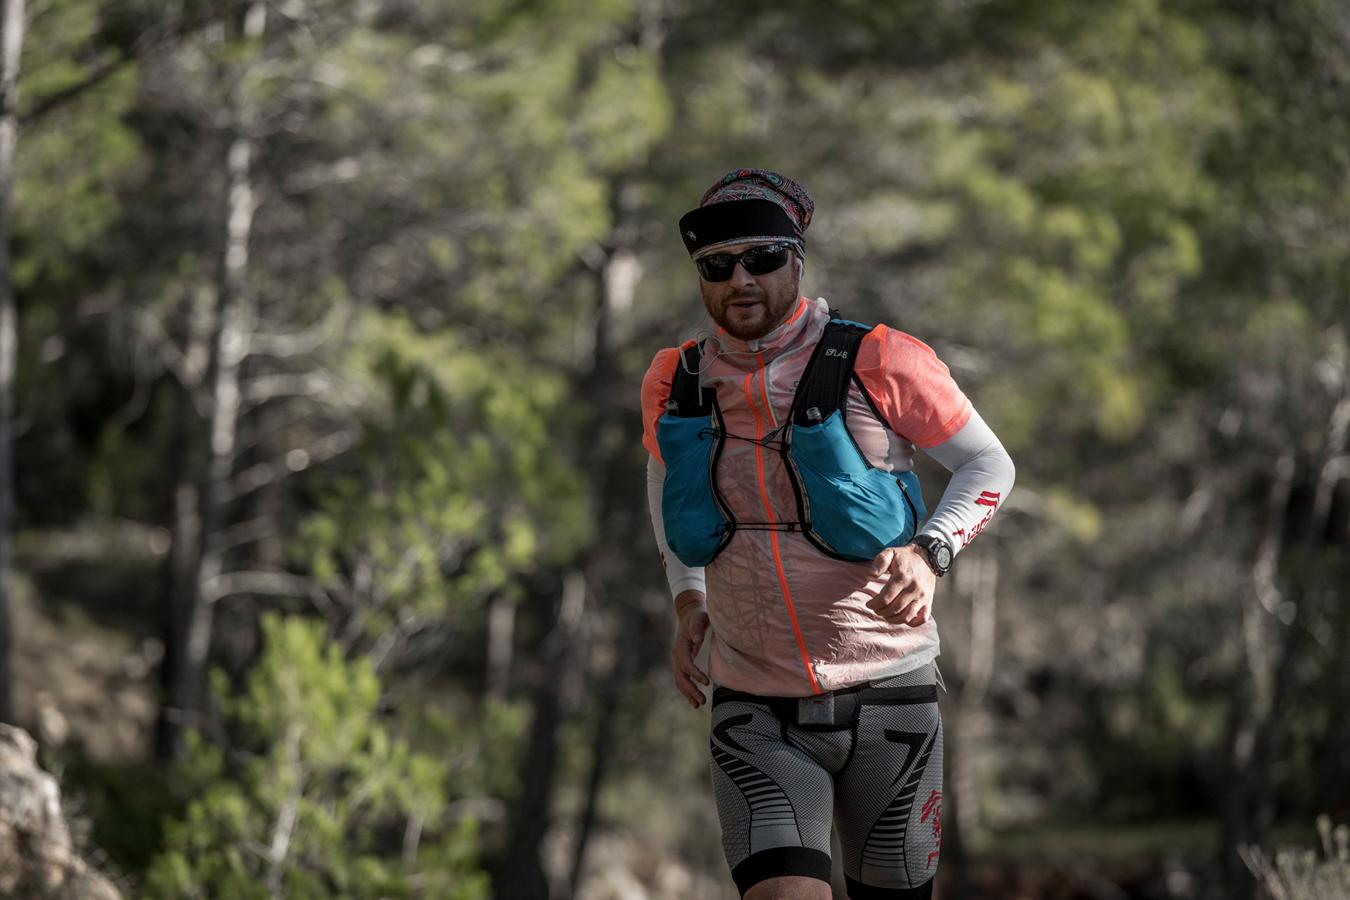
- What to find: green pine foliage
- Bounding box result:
[11,0,142,289]
[5,0,1347,894]
[291,308,589,643]
[143,615,490,899]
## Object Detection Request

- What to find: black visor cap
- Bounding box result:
[678,198,801,257]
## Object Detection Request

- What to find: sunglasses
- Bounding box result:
[694,242,794,282]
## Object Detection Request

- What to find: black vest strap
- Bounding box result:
[667,343,715,417]
[790,321,873,425]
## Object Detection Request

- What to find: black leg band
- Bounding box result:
[732,847,832,897]
[845,874,935,899]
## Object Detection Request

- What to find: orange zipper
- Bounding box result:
[743,353,820,695]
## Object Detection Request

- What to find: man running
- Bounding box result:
[641,169,1015,900]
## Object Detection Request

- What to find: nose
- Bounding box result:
[730,261,756,288]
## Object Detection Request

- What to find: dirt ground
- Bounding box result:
[10,548,160,764]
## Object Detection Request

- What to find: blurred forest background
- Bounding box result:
[0,0,1346,898]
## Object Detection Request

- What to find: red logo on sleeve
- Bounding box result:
[959,491,1002,546]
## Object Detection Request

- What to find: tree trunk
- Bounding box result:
[940,550,998,900]
[155,359,205,758]
[1222,389,1348,894]
[0,0,27,727]
[484,594,514,702]
[156,2,265,757]
[494,570,587,900]
[497,204,640,898]
[564,233,646,897]
[1316,481,1350,812]
[1221,449,1295,898]
[568,623,630,897]
[940,709,972,900]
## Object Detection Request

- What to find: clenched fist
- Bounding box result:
[866,545,937,627]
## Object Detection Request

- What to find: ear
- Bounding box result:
[795,254,805,279]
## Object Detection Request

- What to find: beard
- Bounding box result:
[705,280,799,341]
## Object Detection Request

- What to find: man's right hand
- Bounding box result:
[672,590,711,709]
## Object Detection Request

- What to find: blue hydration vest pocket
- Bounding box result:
[657,413,731,567]
[790,410,927,560]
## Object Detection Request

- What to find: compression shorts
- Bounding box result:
[708,663,945,898]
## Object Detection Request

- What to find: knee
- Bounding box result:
[744,874,834,900]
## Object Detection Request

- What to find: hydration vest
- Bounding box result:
[656,318,927,567]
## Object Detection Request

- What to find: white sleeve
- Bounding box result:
[917,408,1015,556]
[647,457,708,597]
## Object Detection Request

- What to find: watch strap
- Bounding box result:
[912,534,952,577]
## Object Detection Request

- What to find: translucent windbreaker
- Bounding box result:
[642,297,1012,697]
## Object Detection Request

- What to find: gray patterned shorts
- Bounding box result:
[708,662,944,898]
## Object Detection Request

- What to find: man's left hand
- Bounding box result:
[866,545,937,627]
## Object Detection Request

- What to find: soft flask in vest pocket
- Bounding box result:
[656,411,732,567]
[789,408,927,561]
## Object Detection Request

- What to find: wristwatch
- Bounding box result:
[911,534,953,577]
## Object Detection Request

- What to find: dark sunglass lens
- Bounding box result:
[742,245,789,275]
[697,255,737,281]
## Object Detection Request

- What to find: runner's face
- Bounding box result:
[698,242,803,341]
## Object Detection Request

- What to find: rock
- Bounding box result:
[0,724,122,900]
